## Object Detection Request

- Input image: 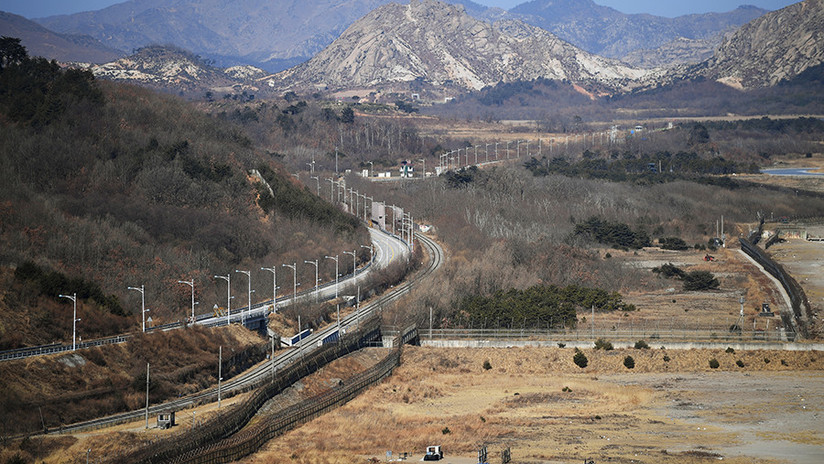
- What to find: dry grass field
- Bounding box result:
[602,245,787,336]
[241,346,824,464]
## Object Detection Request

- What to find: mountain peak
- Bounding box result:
[271,0,648,94]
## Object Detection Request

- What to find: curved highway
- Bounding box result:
[48,231,442,435]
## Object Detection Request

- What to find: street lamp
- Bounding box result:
[58,293,79,351]
[235,270,251,325]
[343,250,357,283]
[364,195,372,222]
[214,274,231,325]
[177,279,195,323]
[324,255,339,299]
[127,285,147,332]
[326,178,335,202]
[311,176,320,196]
[304,260,319,301]
[361,244,374,265]
[260,266,277,311]
[282,263,297,307]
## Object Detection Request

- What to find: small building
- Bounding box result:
[157,411,175,429]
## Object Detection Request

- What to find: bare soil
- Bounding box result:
[606,245,786,335]
[239,346,824,464]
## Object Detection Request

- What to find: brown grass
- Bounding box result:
[236,346,823,464]
[0,325,265,436]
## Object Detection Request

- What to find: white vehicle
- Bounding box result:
[423,445,443,461]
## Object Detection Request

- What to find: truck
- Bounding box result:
[423,445,443,461]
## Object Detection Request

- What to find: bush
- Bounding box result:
[663,355,671,362]
[652,263,686,279]
[683,271,720,291]
[562,386,572,392]
[482,359,492,370]
[709,358,720,369]
[557,342,566,348]
[725,347,735,354]
[573,349,589,368]
[623,356,635,369]
[659,237,689,250]
[634,340,649,349]
[736,360,745,368]
[442,427,451,434]
[594,338,613,350]
[764,357,771,364]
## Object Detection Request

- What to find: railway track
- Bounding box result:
[47,232,443,436]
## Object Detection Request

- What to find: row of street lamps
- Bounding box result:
[57,246,375,350]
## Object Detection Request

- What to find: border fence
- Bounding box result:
[115,314,386,464]
[740,238,810,339]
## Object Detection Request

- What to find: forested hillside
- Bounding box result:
[0,39,367,349]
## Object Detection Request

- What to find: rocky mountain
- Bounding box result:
[621,37,722,69]
[509,0,768,66]
[0,11,122,64]
[87,45,266,97]
[34,0,488,72]
[271,0,649,94]
[690,0,824,88]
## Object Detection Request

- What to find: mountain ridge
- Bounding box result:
[270,0,650,94]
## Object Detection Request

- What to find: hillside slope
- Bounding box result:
[0,11,121,64]
[509,0,767,62]
[691,0,824,88]
[0,43,367,348]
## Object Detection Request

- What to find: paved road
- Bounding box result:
[43,232,442,435]
[761,167,824,177]
[0,227,411,361]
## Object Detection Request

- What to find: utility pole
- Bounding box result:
[325,255,339,299]
[218,346,222,409]
[127,285,147,332]
[261,266,277,312]
[177,279,196,323]
[304,260,319,301]
[214,274,231,325]
[145,362,150,429]
[311,176,320,196]
[282,263,297,307]
[235,270,251,325]
[335,146,338,174]
[58,293,79,351]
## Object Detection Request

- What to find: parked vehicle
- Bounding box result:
[423,445,443,461]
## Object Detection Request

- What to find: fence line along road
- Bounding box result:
[41,232,442,437]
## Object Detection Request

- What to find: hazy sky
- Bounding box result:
[2,0,800,19]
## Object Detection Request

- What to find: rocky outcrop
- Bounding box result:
[271,0,649,93]
[692,0,824,88]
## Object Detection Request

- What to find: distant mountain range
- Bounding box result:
[270,0,648,93]
[30,0,770,72]
[0,11,122,64]
[508,0,767,63]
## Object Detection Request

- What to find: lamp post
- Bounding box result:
[260,266,277,312]
[304,260,319,301]
[311,176,320,196]
[282,263,297,307]
[214,274,231,325]
[360,244,374,264]
[326,178,335,202]
[58,293,78,351]
[127,285,147,332]
[177,279,195,322]
[343,250,357,284]
[235,270,251,325]
[364,195,372,222]
[485,143,491,163]
[324,255,339,299]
